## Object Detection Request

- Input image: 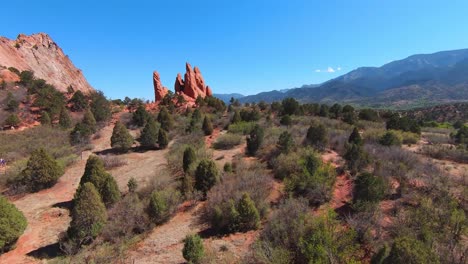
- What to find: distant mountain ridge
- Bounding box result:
[234,48,468,108]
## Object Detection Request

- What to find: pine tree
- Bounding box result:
[20,148,63,192]
[59,107,72,128]
[379,131,402,146]
[132,104,150,127]
[82,109,97,133]
[231,110,241,124]
[111,121,134,152]
[80,156,120,207]
[202,116,213,135]
[148,190,168,223]
[192,108,202,122]
[306,123,328,150]
[157,106,174,131]
[90,91,111,122]
[139,118,158,148]
[158,129,169,149]
[69,90,87,111]
[4,114,20,127]
[194,160,219,197]
[348,127,363,145]
[183,234,205,264]
[277,131,295,154]
[236,193,260,231]
[246,124,264,156]
[0,195,27,251]
[183,146,197,173]
[68,182,107,245]
[40,111,51,125]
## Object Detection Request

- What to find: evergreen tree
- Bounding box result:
[0,195,27,251]
[277,131,295,154]
[348,127,363,145]
[306,123,328,150]
[69,90,87,111]
[90,91,111,122]
[246,124,264,156]
[192,108,202,122]
[20,148,63,192]
[82,109,97,133]
[194,160,219,197]
[158,129,169,149]
[183,146,197,173]
[280,115,292,126]
[157,106,174,131]
[379,131,402,146]
[236,193,260,231]
[80,156,120,207]
[68,182,107,245]
[111,121,134,152]
[454,125,468,145]
[281,97,300,115]
[202,116,213,135]
[40,111,51,125]
[344,143,368,174]
[4,114,20,127]
[5,92,19,112]
[354,172,386,206]
[59,107,72,128]
[183,234,205,264]
[132,104,150,127]
[148,190,168,223]
[384,236,438,264]
[318,104,329,117]
[139,118,158,148]
[127,177,138,193]
[231,110,242,124]
[329,103,342,119]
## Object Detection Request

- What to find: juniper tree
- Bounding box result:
[111,121,133,152]
[0,195,27,251]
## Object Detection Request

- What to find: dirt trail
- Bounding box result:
[0,124,114,264]
[322,150,352,210]
[125,130,264,263]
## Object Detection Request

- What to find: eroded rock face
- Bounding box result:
[176,63,211,100]
[0,33,94,93]
[153,71,169,101]
[0,69,20,83]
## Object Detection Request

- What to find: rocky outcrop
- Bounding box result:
[0,33,94,93]
[153,62,213,102]
[153,71,168,101]
[0,69,20,83]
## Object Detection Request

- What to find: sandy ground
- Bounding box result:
[0,124,114,264]
[124,130,272,264]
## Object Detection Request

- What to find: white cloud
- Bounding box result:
[315,69,321,72]
[327,67,335,73]
[337,67,342,71]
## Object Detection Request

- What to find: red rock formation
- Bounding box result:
[153,71,168,101]
[175,63,212,100]
[174,73,184,93]
[0,33,94,93]
[0,69,20,83]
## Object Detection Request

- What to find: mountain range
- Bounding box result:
[230,49,468,109]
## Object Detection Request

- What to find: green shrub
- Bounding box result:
[240,108,261,122]
[236,193,261,231]
[282,98,300,115]
[183,146,197,173]
[348,127,363,145]
[5,92,19,112]
[132,104,150,127]
[359,108,379,121]
[228,121,255,135]
[148,189,181,224]
[213,133,243,150]
[454,125,468,145]
[183,234,204,264]
[344,143,369,174]
[19,148,63,192]
[280,115,292,126]
[231,110,242,124]
[80,155,121,207]
[90,91,111,122]
[4,114,20,127]
[223,162,233,172]
[202,116,213,135]
[69,90,87,111]
[379,131,402,146]
[353,172,386,208]
[195,160,219,197]
[111,121,133,152]
[157,106,174,131]
[0,195,27,252]
[305,122,328,150]
[158,129,169,149]
[83,109,97,133]
[67,182,107,245]
[383,236,439,264]
[58,107,72,128]
[139,118,158,148]
[277,131,295,154]
[127,177,138,193]
[40,111,51,125]
[247,124,264,155]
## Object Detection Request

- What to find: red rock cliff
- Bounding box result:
[0,33,94,93]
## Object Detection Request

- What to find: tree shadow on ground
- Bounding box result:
[27,242,63,259]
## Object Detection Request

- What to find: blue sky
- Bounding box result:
[3,1,468,100]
